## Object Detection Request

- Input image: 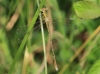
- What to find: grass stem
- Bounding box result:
[37,0,48,74]
[8,0,46,74]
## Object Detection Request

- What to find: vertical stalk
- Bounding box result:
[37,0,48,74]
[8,0,46,73]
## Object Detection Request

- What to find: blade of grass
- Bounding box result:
[37,0,48,74]
[59,26,100,74]
[22,0,31,74]
[8,0,46,74]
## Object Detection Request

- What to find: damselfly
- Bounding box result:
[16,8,80,71]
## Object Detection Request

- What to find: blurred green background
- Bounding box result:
[0,0,100,74]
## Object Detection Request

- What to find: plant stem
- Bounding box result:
[59,26,100,74]
[37,0,48,74]
[8,0,46,74]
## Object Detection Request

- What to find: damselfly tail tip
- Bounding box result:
[55,67,58,71]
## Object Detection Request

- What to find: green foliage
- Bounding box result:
[88,59,100,74]
[73,1,100,19]
[0,0,100,74]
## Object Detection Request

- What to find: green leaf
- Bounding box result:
[73,1,100,19]
[87,59,100,74]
